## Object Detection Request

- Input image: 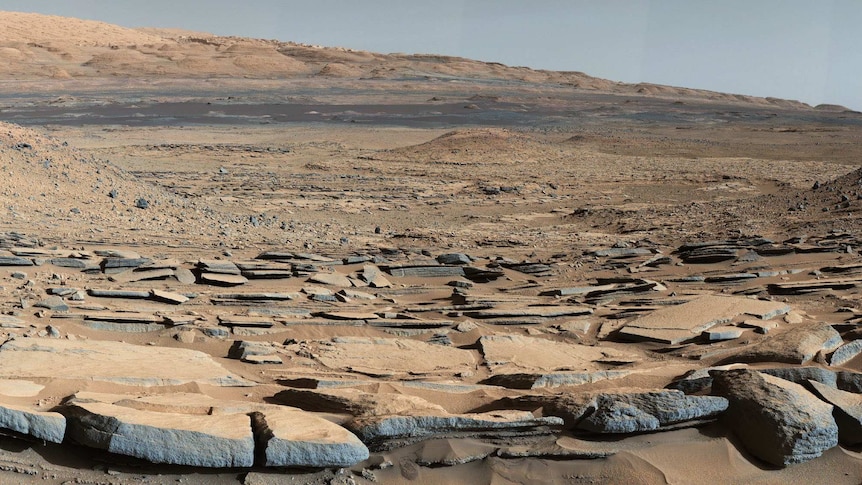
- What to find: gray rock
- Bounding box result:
[576,390,728,434]
[0,402,65,443]
[483,371,632,390]
[704,326,744,341]
[837,371,862,393]
[726,324,843,364]
[228,341,275,360]
[348,411,562,451]
[307,272,352,287]
[386,265,465,278]
[710,369,838,466]
[500,389,727,432]
[250,409,369,467]
[829,339,862,367]
[87,289,151,299]
[592,248,652,258]
[135,198,149,209]
[62,401,254,467]
[34,296,68,312]
[49,258,88,269]
[759,366,838,388]
[806,379,862,445]
[0,256,33,266]
[436,253,471,265]
[174,267,197,284]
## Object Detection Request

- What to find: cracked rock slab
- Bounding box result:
[62,401,255,467]
[618,295,789,344]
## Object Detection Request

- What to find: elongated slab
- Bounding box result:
[0,338,255,387]
[63,401,254,467]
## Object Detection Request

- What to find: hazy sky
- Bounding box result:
[2,1,860,110]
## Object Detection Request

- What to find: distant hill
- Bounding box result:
[0,10,813,110]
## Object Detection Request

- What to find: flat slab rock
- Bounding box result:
[347,410,563,451]
[478,334,640,374]
[0,399,65,443]
[710,369,838,466]
[251,408,369,467]
[309,337,476,376]
[724,323,843,364]
[0,338,254,387]
[70,392,369,468]
[618,295,790,344]
[63,401,255,468]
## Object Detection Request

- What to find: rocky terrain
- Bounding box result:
[0,10,861,485]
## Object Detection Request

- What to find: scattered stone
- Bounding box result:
[34,296,68,312]
[10,271,26,279]
[150,289,189,305]
[739,319,779,334]
[135,198,149,209]
[201,273,249,286]
[174,267,197,284]
[87,289,151,299]
[710,369,838,466]
[307,272,353,287]
[704,326,744,341]
[109,267,174,283]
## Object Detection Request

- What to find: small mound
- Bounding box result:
[381,128,554,164]
[0,122,216,243]
[814,104,853,112]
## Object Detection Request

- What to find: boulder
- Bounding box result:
[576,390,728,434]
[501,388,726,433]
[710,369,838,466]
